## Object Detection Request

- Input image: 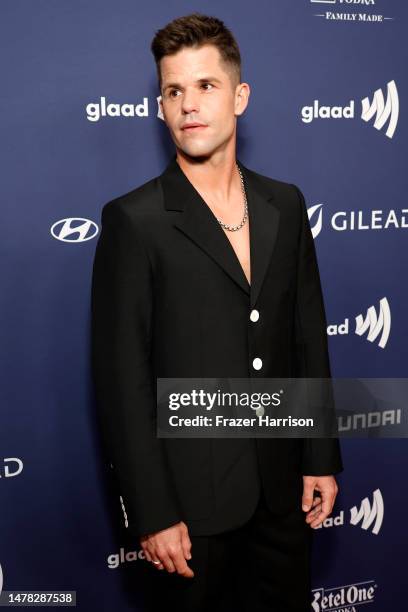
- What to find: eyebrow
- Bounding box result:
[162,76,222,93]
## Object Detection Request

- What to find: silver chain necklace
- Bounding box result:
[215,164,248,232]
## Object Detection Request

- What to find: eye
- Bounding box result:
[169,89,180,98]
[201,83,213,90]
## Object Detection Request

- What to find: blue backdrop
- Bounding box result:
[1,1,406,610]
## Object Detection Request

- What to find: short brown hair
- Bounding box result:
[150,12,242,91]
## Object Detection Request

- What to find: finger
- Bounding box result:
[145,542,159,564]
[170,548,194,578]
[320,486,335,517]
[302,479,316,511]
[306,502,322,522]
[309,503,332,528]
[306,510,322,524]
[306,503,322,520]
[181,530,192,560]
[157,551,176,573]
[310,512,327,528]
[147,542,174,572]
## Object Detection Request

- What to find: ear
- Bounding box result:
[157,94,166,123]
[235,83,250,117]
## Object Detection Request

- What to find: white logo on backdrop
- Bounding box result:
[327,297,391,349]
[361,80,399,138]
[50,218,99,243]
[310,0,394,25]
[1,458,23,478]
[316,488,384,534]
[355,297,391,349]
[311,579,377,612]
[338,406,401,432]
[350,488,384,534]
[301,80,399,138]
[308,204,324,239]
[308,202,407,238]
[107,548,147,569]
[85,97,149,122]
[311,0,377,3]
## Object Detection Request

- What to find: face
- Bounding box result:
[159,44,250,160]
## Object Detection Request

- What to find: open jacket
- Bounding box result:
[91,154,343,539]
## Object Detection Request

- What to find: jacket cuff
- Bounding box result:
[301,438,344,475]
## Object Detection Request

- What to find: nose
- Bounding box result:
[181,87,200,115]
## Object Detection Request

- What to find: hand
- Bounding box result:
[140,521,194,578]
[302,475,339,528]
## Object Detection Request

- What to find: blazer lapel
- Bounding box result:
[160,154,280,308]
[243,163,281,308]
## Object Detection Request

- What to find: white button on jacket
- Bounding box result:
[250,309,260,322]
[252,357,263,370]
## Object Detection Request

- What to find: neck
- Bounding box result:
[175,150,240,205]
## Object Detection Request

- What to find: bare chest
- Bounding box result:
[222,222,251,286]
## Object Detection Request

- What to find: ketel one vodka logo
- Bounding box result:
[310,0,395,26]
[301,80,399,138]
[311,579,377,612]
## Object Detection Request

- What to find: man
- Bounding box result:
[91,12,343,612]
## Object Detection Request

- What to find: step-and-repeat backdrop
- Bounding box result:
[1,1,406,610]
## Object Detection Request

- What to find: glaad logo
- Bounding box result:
[301,80,399,138]
[350,488,384,535]
[107,547,147,569]
[361,80,399,138]
[311,579,377,612]
[316,489,384,534]
[308,203,408,238]
[355,297,391,349]
[1,458,23,478]
[86,96,149,122]
[327,297,391,349]
[50,218,99,243]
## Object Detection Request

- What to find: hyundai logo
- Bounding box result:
[50,218,99,243]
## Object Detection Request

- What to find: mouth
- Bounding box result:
[181,125,208,132]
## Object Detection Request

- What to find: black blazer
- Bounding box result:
[91,154,343,539]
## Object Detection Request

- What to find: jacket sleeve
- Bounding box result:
[291,184,344,476]
[91,200,183,537]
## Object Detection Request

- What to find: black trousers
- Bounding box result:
[139,488,312,611]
